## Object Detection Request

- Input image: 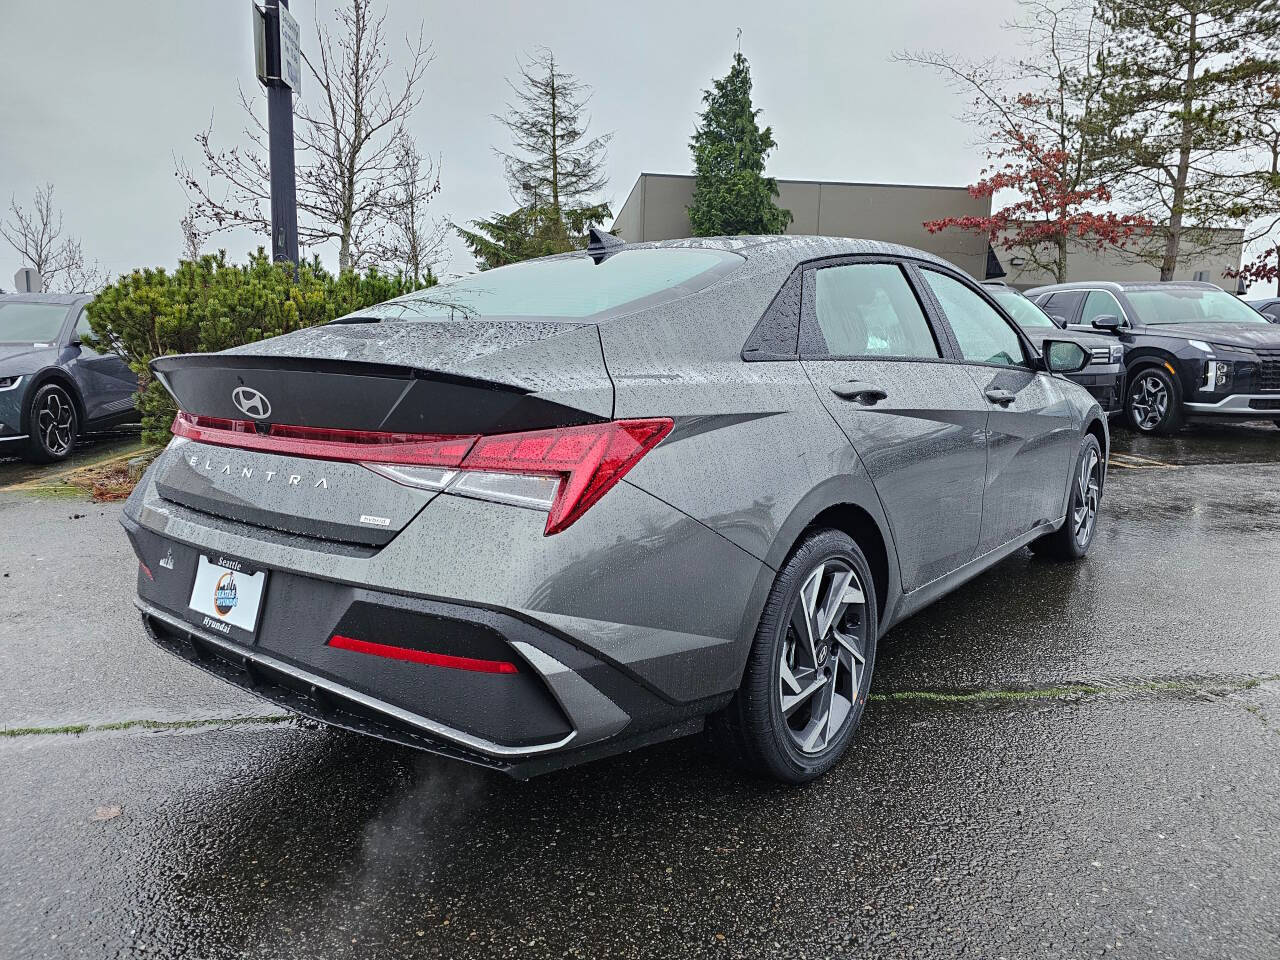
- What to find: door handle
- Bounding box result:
[831,381,888,405]
[984,388,1016,406]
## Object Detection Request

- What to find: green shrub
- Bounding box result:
[86,250,428,444]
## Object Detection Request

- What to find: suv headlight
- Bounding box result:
[1203,360,1232,391]
[1109,344,1124,364]
[0,375,23,391]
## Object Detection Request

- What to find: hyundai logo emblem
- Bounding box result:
[231,386,272,419]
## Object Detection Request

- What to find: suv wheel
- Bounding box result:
[25,382,78,463]
[1030,434,1104,560]
[1126,367,1182,435]
[711,529,878,784]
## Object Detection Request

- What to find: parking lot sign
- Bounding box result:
[278,2,301,94]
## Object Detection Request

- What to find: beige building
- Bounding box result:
[997,227,1246,291]
[612,173,991,278]
[612,172,1245,290]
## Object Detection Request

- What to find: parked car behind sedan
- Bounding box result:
[982,281,1123,413]
[123,234,1109,784]
[1027,280,1280,434]
[1248,297,1280,323]
[0,293,139,461]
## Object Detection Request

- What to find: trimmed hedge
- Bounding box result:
[86,250,427,443]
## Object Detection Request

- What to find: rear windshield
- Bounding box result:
[362,249,740,321]
[0,301,69,344]
[988,288,1057,329]
[1127,288,1268,325]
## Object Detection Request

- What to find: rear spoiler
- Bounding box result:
[150,354,603,435]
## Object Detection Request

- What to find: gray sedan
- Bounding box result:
[123,235,1108,783]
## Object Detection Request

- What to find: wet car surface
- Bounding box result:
[2,421,1279,958]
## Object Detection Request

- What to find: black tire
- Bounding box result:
[24,382,78,463]
[710,529,878,784]
[1125,365,1183,435]
[1030,434,1104,561]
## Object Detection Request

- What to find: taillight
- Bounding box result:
[170,413,673,535]
[172,413,476,466]
[464,419,672,534]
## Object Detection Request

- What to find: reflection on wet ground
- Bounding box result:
[0,426,143,489]
[1111,416,1280,465]
[2,418,1279,958]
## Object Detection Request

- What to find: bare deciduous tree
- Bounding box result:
[1,182,107,293]
[178,0,433,271]
[376,134,444,285]
[179,211,206,262]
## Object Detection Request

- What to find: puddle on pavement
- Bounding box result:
[1112,419,1280,467]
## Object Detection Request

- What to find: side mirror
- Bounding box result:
[1091,314,1122,331]
[1044,340,1090,374]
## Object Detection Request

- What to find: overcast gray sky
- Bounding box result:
[2,0,1033,285]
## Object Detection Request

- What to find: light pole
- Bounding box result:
[257,0,300,265]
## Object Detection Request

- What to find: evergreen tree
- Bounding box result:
[1095,0,1280,279]
[688,51,791,237]
[458,47,611,268]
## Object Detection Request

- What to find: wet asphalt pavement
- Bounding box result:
[2,420,1279,959]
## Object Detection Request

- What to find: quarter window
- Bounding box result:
[812,263,939,358]
[1081,290,1125,326]
[922,270,1027,367]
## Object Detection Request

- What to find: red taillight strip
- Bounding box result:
[171,412,674,536]
[328,634,519,674]
[173,413,477,467]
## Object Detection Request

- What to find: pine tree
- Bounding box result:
[688,51,791,237]
[1095,0,1280,279]
[466,46,611,266]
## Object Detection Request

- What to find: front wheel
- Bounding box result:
[24,382,78,463]
[1126,366,1182,434]
[710,529,878,784]
[1030,434,1104,561]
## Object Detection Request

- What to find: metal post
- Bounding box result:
[264,0,299,265]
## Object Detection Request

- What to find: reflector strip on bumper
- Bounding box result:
[329,633,519,674]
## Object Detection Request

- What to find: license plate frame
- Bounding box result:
[186,554,268,641]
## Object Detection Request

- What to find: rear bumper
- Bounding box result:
[120,445,763,773]
[136,600,703,777]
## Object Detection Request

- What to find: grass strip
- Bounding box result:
[1,714,289,739]
[872,674,1276,705]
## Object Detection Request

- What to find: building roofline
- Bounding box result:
[633,172,974,193]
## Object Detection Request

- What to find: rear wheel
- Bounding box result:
[1125,366,1182,435]
[1030,434,1103,561]
[711,529,878,784]
[24,382,78,463]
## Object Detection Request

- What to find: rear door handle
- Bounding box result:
[984,388,1016,406]
[831,381,888,405]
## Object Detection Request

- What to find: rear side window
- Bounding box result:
[812,263,939,358]
[362,249,740,320]
[923,270,1027,367]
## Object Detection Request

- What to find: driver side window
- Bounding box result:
[921,270,1028,368]
[73,308,95,345]
[1081,290,1125,326]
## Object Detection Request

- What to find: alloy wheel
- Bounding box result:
[37,387,75,456]
[778,559,868,754]
[1129,374,1168,431]
[1073,447,1101,547]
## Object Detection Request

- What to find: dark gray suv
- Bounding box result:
[0,294,138,461]
[123,236,1108,782]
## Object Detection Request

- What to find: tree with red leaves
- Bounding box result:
[898,1,1150,284]
[924,110,1151,284]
